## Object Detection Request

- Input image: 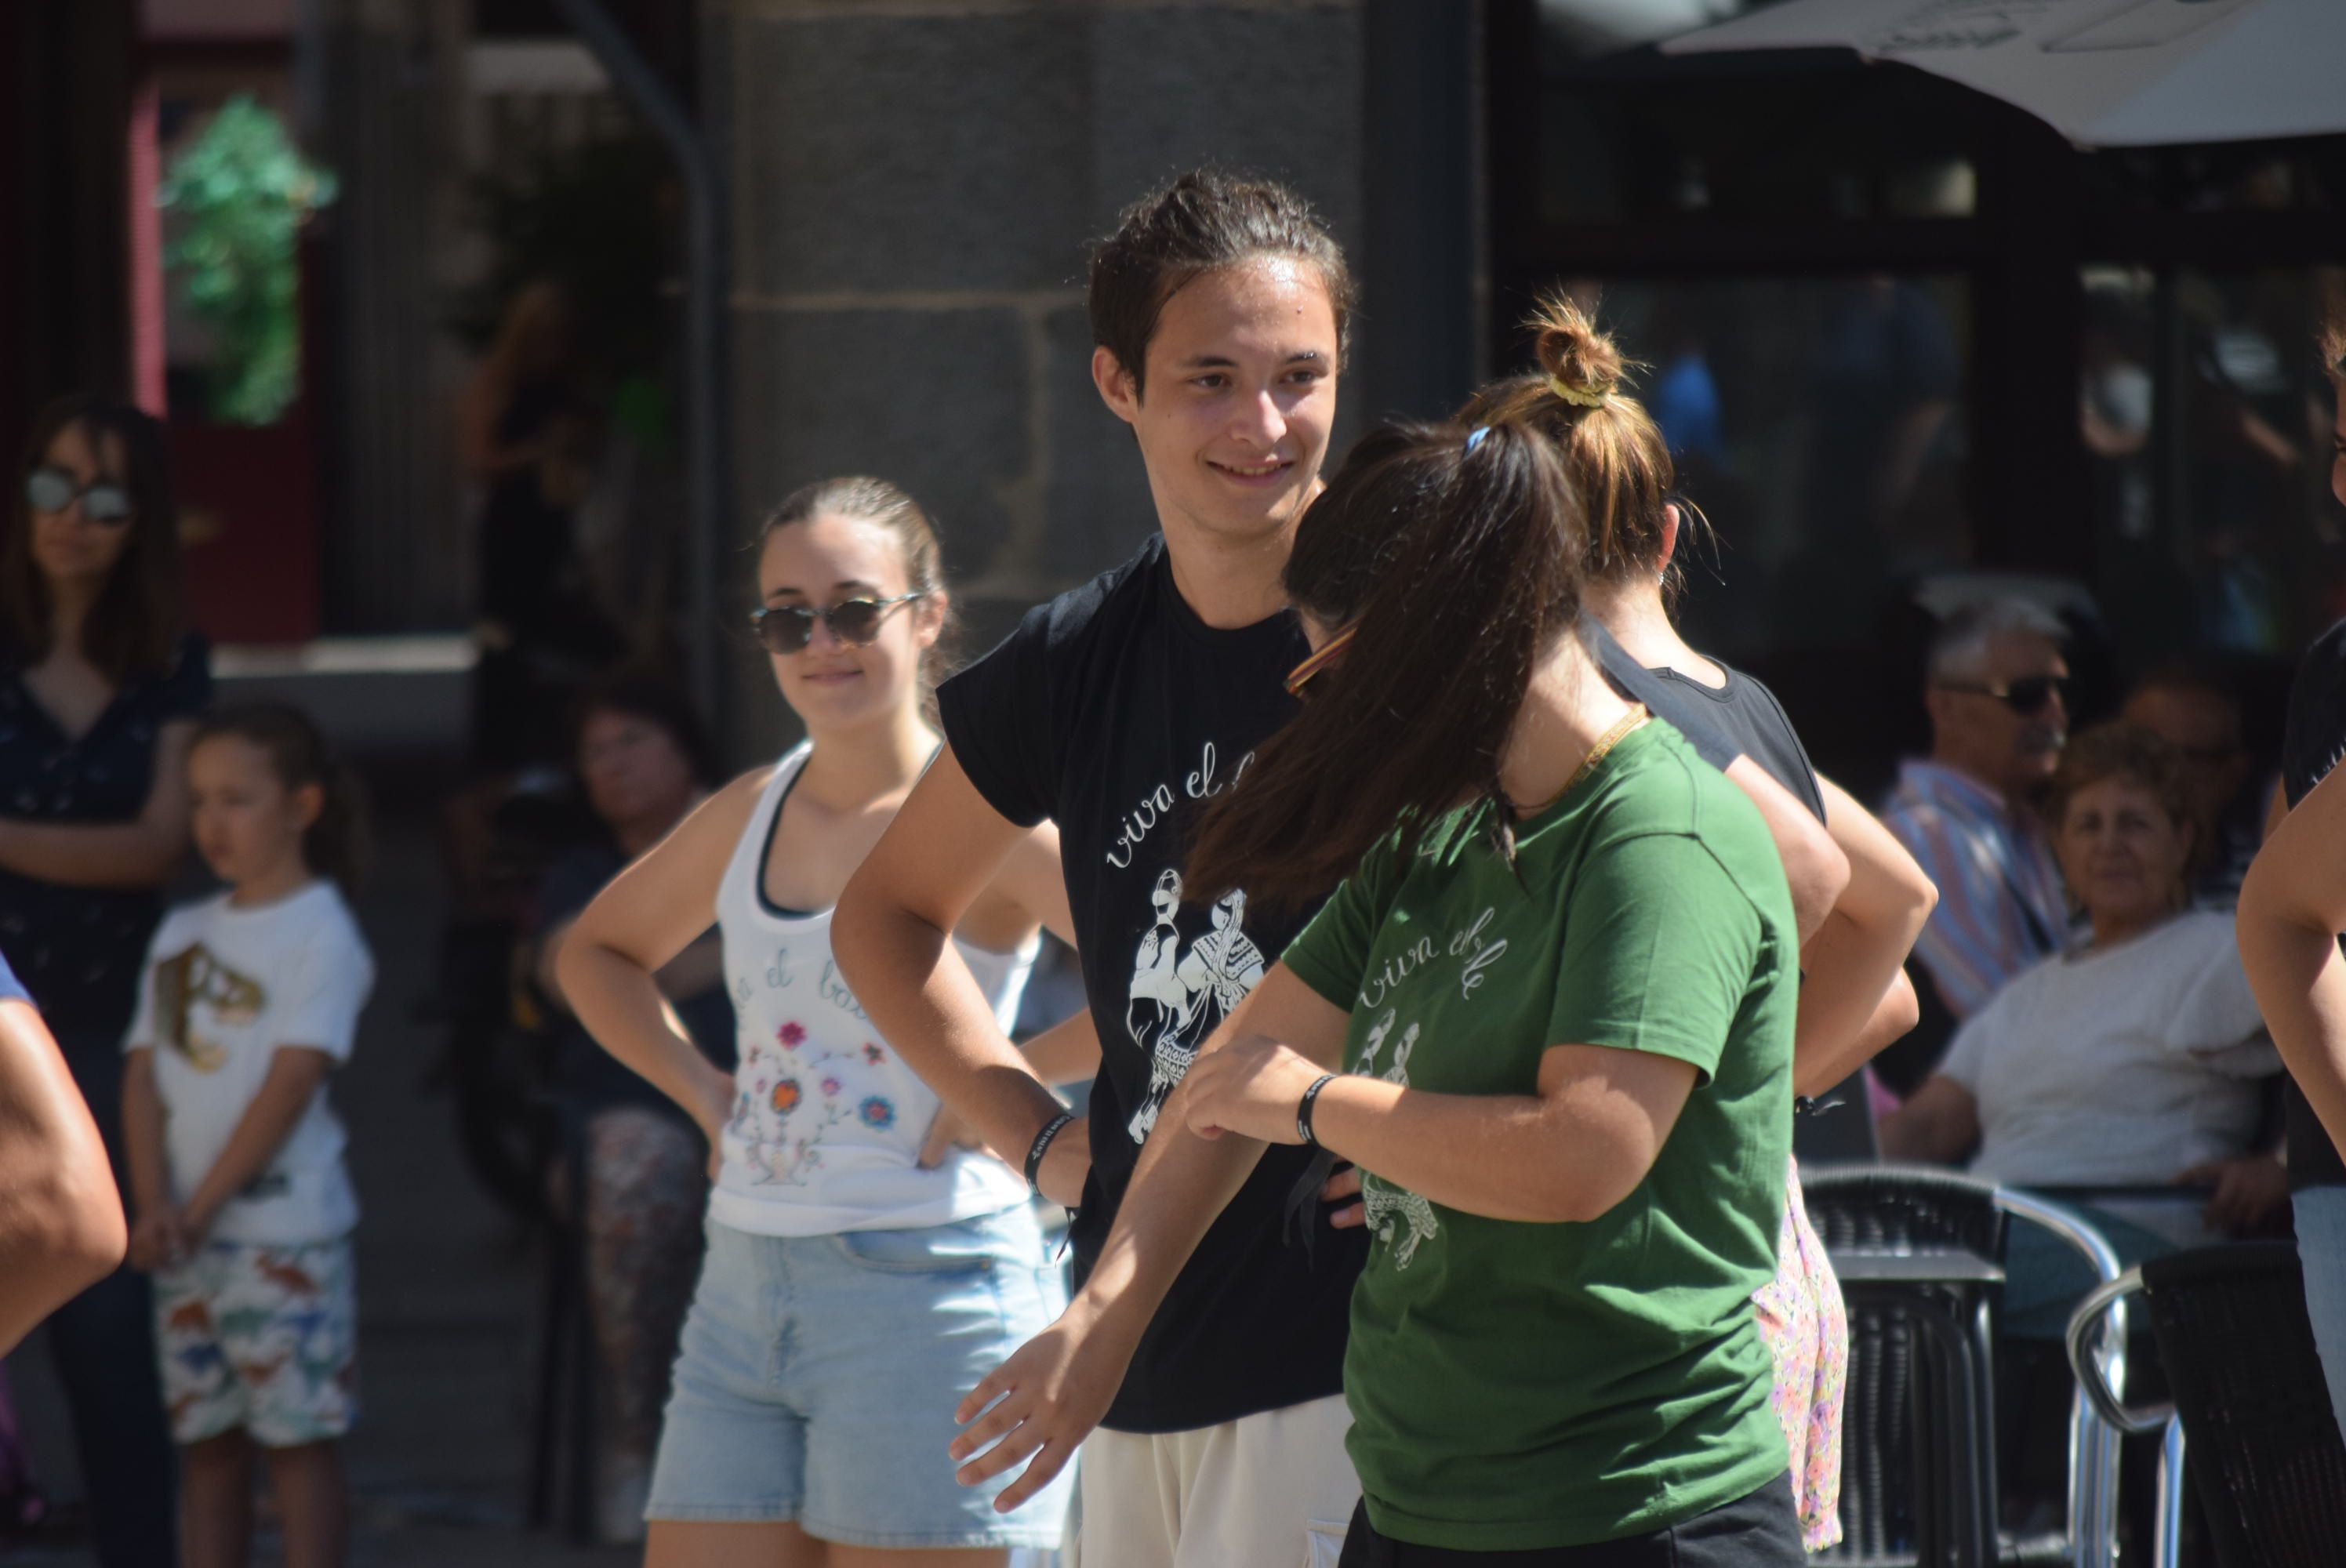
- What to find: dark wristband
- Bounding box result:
[1024,1111,1074,1191]
[1297,1074,1338,1147]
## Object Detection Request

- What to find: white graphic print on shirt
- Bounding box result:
[1359,1010,1439,1269]
[1123,869,1268,1142]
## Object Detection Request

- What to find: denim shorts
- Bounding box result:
[645,1203,1070,1548]
[2293,1184,2346,1434]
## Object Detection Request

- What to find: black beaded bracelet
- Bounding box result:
[1296,1073,1338,1147]
[1023,1111,1074,1192]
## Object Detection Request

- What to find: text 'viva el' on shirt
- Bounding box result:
[939,535,1366,1434]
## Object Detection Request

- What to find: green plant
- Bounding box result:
[157,96,338,426]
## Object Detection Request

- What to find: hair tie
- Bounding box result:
[1546,373,1611,409]
[1464,425,1492,452]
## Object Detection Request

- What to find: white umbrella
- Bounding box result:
[1661,0,2346,148]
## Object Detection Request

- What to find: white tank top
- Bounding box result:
[708,743,1038,1236]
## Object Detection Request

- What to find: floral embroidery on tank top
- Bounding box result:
[726,1007,899,1187]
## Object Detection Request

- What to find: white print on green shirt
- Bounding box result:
[1359,902,1511,1008]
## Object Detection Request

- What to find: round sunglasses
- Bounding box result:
[24,466,134,524]
[749,593,927,655]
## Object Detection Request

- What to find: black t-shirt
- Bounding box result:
[939,536,1367,1432]
[2279,618,2346,1192]
[1584,621,1828,817]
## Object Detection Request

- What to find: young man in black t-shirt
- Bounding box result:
[837,175,1852,1564]
[837,172,1372,1564]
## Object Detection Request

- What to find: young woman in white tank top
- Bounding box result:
[558,477,1094,1567]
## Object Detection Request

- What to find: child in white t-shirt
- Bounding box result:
[121,704,372,1568]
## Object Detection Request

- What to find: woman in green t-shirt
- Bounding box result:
[1173,420,1807,1563]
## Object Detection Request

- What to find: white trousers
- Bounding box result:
[1070,1392,1357,1568]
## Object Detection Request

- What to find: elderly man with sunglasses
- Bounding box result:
[1882,599,2075,1079]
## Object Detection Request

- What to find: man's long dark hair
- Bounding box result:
[1185,420,1589,910]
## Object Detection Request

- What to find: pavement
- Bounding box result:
[4,771,637,1567]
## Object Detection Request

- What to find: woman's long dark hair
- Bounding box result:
[5,395,186,682]
[1186,420,1588,910]
[194,703,370,893]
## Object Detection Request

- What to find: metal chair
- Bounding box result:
[1803,1165,2126,1567]
[2067,1240,2346,1568]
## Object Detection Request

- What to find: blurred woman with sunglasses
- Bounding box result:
[2,394,209,1566]
[557,476,1092,1564]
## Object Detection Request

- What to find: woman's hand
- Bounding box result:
[2177,1153,2290,1236]
[1182,1036,1322,1145]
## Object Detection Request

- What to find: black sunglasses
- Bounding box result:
[749,593,927,655]
[25,466,133,525]
[1941,674,2071,715]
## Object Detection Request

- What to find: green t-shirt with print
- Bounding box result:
[1281,718,1796,1552]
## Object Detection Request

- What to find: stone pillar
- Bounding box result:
[706,0,1395,761]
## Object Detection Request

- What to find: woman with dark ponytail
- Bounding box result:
[1449,299,1943,1551]
[961,420,1807,1563]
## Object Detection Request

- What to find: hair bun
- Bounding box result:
[1531,297,1625,406]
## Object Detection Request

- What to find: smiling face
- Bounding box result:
[1093,256,1340,555]
[757,511,944,738]
[28,419,136,595]
[190,734,319,891]
[2056,774,2191,943]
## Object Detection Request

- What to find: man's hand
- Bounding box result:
[2178,1155,2290,1236]
[1182,1036,1320,1145]
[950,1299,1132,1512]
[126,1208,187,1272]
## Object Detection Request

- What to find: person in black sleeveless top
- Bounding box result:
[2235,308,2346,1429]
[5,395,205,1567]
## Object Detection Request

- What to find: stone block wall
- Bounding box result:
[706,0,1398,759]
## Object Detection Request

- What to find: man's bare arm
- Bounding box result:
[835,746,1084,1201]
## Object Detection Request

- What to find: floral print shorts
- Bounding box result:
[1753,1156,1847,1552]
[152,1236,356,1447]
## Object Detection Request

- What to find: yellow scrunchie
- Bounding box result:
[1546,373,1611,408]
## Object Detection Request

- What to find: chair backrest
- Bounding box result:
[2138,1241,2346,1568]
[1804,1165,2010,1566]
[1804,1163,2009,1259]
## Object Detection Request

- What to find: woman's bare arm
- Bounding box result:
[1724,756,1848,944]
[0,720,195,888]
[2237,762,2346,1163]
[0,1000,123,1350]
[1792,776,1937,1096]
[557,772,764,1141]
